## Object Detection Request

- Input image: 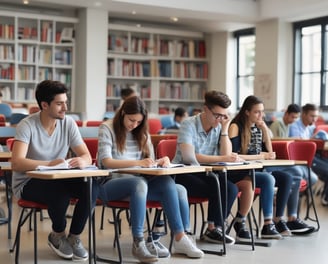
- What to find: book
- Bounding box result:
[36,159,98,171]
[201,161,249,166]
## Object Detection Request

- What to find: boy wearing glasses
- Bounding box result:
[172,90,254,243]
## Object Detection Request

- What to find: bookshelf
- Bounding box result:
[107,23,208,114]
[0,11,77,108]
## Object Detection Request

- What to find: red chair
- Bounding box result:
[10,200,48,264]
[156,138,208,235]
[75,120,83,127]
[287,141,320,231]
[99,200,163,263]
[0,113,6,126]
[86,120,102,127]
[83,138,98,165]
[147,118,162,134]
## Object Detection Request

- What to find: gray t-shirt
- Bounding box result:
[97,120,154,171]
[12,112,83,198]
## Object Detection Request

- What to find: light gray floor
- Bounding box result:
[1,187,328,264]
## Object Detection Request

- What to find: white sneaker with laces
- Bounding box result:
[173,235,204,258]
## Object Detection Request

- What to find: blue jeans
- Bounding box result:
[255,171,275,220]
[98,175,189,238]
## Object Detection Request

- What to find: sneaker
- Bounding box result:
[234,221,251,242]
[286,218,315,235]
[173,235,204,258]
[48,232,73,259]
[321,196,328,206]
[261,223,282,239]
[132,240,158,263]
[275,220,292,236]
[146,236,170,258]
[200,228,235,245]
[67,234,88,261]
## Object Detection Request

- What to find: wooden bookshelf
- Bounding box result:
[0,10,77,107]
[107,23,208,114]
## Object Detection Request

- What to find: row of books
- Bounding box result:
[108,34,206,58]
[0,64,14,80]
[0,24,14,40]
[159,82,206,100]
[158,39,206,58]
[173,62,208,79]
[17,66,35,81]
[0,45,14,60]
[0,85,34,101]
[106,82,151,98]
[18,45,36,63]
[0,85,12,100]
[39,48,52,64]
[108,59,151,77]
[54,49,72,65]
[18,26,38,40]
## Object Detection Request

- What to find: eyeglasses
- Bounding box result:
[208,107,227,120]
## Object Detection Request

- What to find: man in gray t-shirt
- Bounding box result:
[11,80,96,261]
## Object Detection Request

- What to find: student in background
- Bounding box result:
[120,87,136,103]
[270,104,301,138]
[173,90,254,243]
[11,80,97,261]
[167,107,189,130]
[289,103,328,206]
[268,103,316,234]
[98,96,204,263]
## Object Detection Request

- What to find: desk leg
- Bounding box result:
[0,171,12,239]
[87,177,93,264]
[201,171,226,256]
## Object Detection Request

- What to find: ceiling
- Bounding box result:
[1,0,328,32]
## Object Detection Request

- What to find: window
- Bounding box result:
[294,17,328,108]
[234,28,255,108]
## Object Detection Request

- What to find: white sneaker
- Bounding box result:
[173,235,204,258]
[146,237,170,258]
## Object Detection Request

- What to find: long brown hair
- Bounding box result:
[113,96,150,157]
[232,95,263,154]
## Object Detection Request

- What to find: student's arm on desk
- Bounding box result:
[11,140,67,172]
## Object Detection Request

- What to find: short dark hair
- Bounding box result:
[174,107,186,119]
[120,87,135,100]
[35,80,68,109]
[204,90,231,109]
[302,103,318,113]
[286,104,301,114]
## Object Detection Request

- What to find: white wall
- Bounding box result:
[75,8,107,120]
[254,19,293,111]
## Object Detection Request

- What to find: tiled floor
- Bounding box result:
[1,187,328,264]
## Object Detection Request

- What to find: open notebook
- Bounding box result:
[36,159,98,171]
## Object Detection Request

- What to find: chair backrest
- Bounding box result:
[86,120,103,127]
[75,120,83,127]
[83,138,98,165]
[28,105,40,114]
[271,140,292,159]
[6,137,15,151]
[0,113,6,126]
[156,139,177,160]
[288,141,317,166]
[147,118,162,134]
